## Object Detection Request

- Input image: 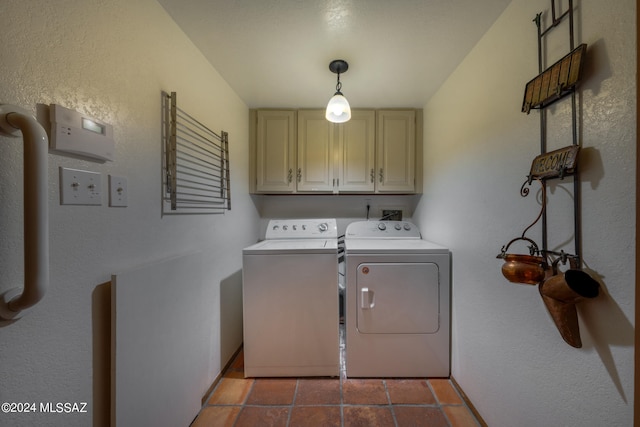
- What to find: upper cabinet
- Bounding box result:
[297,110,376,194]
[336,110,376,193]
[376,110,415,193]
[250,108,421,194]
[297,110,335,192]
[252,110,296,193]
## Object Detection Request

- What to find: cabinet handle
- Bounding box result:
[288,168,293,183]
[379,168,384,183]
[297,168,302,182]
[370,168,375,183]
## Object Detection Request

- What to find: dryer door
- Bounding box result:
[356,262,439,334]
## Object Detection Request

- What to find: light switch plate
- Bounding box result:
[59,167,102,205]
[109,175,128,207]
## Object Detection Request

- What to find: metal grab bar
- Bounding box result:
[0,104,49,320]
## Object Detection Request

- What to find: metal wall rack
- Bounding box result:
[496,0,601,349]
[528,0,583,266]
[162,91,231,215]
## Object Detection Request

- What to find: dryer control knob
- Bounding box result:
[283,225,288,230]
[403,223,411,230]
[394,223,402,230]
[377,222,386,231]
[318,223,329,232]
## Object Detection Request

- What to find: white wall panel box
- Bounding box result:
[50,104,115,162]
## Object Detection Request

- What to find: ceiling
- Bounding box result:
[156,0,512,109]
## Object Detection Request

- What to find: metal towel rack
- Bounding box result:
[162,91,231,215]
[0,104,49,320]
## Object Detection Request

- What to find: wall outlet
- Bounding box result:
[382,209,403,220]
[59,167,102,205]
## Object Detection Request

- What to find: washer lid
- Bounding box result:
[345,238,448,254]
[243,238,338,255]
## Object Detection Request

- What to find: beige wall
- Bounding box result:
[0,1,258,425]
[414,0,636,425]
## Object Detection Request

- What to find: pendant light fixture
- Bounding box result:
[325,59,351,123]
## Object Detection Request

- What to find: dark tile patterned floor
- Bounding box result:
[191,350,483,427]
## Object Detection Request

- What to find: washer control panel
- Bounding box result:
[266,218,338,239]
[345,220,421,239]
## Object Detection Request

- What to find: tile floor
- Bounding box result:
[191,349,483,427]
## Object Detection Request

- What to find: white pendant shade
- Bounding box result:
[325,93,351,123]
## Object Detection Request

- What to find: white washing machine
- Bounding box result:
[242,219,339,377]
[344,220,450,377]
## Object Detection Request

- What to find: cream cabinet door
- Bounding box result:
[297,110,334,192]
[255,110,296,193]
[376,110,415,193]
[337,110,376,193]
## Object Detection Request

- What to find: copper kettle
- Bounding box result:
[497,237,546,285]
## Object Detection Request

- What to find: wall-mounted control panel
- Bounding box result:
[50,104,114,162]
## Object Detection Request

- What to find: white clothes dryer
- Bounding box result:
[344,220,450,377]
[242,219,339,377]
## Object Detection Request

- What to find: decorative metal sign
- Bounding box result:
[529,145,580,180]
[522,43,587,113]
